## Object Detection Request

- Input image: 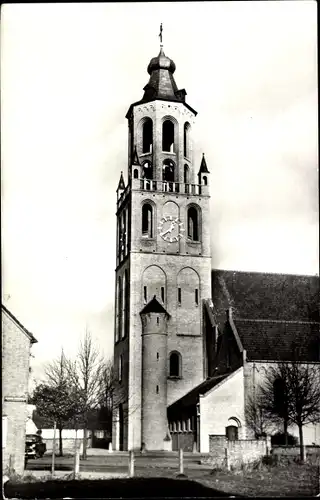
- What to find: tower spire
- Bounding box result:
[159,23,163,48]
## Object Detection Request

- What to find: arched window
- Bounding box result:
[133,169,139,179]
[162,159,175,183]
[187,206,199,241]
[184,164,189,184]
[169,352,181,377]
[142,203,153,238]
[162,120,175,152]
[117,276,122,341]
[142,160,153,180]
[184,122,190,158]
[203,175,207,185]
[142,118,153,153]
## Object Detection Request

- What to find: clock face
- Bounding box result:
[158,215,185,243]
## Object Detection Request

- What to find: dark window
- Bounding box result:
[157,316,159,324]
[161,286,165,302]
[162,159,175,183]
[119,354,123,382]
[117,277,122,340]
[187,206,199,241]
[195,288,199,305]
[133,168,139,179]
[142,204,153,237]
[144,286,147,303]
[184,164,189,184]
[156,385,159,394]
[203,175,207,185]
[184,122,190,157]
[124,270,129,338]
[157,352,159,360]
[178,287,181,304]
[143,119,153,153]
[143,160,153,180]
[162,120,174,152]
[169,352,181,377]
[273,378,286,414]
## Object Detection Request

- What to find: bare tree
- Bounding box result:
[256,361,320,461]
[245,390,276,438]
[281,361,320,461]
[259,363,292,445]
[31,349,81,456]
[66,329,104,459]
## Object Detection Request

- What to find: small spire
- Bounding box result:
[159,23,163,48]
[198,153,210,174]
[117,171,125,191]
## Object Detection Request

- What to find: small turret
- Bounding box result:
[198,153,210,194]
[117,171,126,200]
[140,296,171,450]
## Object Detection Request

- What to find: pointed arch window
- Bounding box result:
[133,169,139,179]
[187,206,199,241]
[184,122,190,158]
[169,351,182,378]
[142,118,153,153]
[162,120,175,152]
[142,203,153,238]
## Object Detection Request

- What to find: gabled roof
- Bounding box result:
[2,304,38,344]
[212,269,319,322]
[233,318,320,362]
[140,295,170,316]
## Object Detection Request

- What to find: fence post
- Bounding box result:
[179,448,184,475]
[225,447,230,471]
[73,450,80,479]
[129,450,134,477]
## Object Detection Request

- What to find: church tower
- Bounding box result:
[112,34,212,451]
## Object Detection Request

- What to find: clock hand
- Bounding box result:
[160,228,172,237]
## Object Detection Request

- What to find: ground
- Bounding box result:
[4,454,319,497]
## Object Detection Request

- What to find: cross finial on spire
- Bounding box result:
[159,23,163,47]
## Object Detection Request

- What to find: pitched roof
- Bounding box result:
[212,269,319,322]
[140,295,170,316]
[234,318,320,362]
[2,304,38,344]
[168,373,228,412]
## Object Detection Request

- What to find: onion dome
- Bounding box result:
[147,47,176,75]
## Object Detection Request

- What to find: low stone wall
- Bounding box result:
[43,438,86,454]
[203,435,270,469]
[272,445,320,457]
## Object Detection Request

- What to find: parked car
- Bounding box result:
[25,434,46,459]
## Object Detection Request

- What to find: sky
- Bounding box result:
[1,2,318,387]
